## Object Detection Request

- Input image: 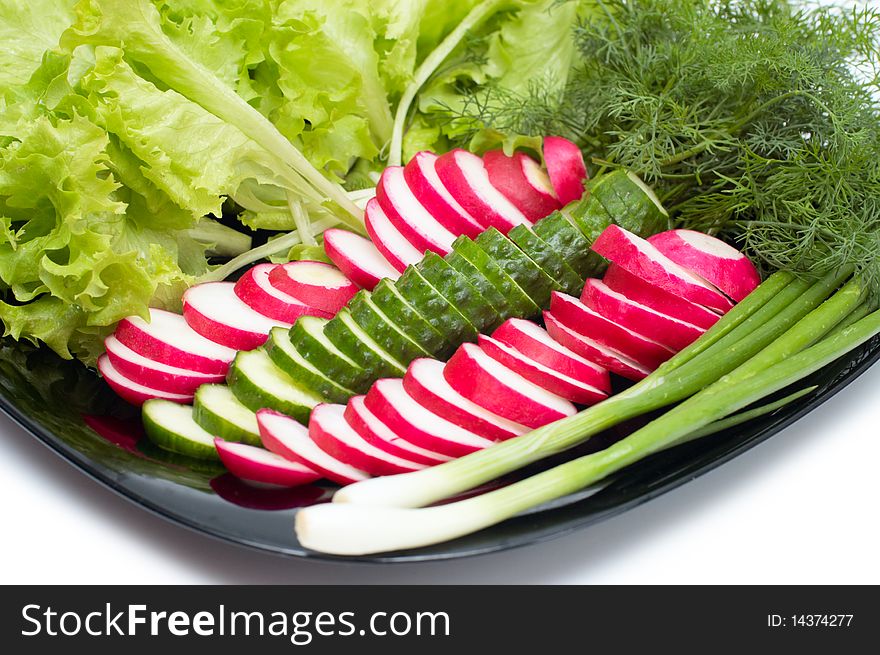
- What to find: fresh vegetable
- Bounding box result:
[403,152,483,238]
[323,229,400,291]
[364,198,424,273]
[97,354,194,406]
[193,384,261,447]
[268,261,359,315]
[483,150,561,221]
[214,439,322,488]
[542,136,588,205]
[142,399,218,459]
[234,264,332,323]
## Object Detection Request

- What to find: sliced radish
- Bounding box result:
[104,335,224,395]
[364,378,494,457]
[364,197,423,272]
[647,229,761,302]
[581,279,706,351]
[309,404,426,476]
[214,439,322,487]
[114,308,236,375]
[491,318,611,393]
[403,151,483,238]
[543,312,651,381]
[549,291,673,368]
[257,409,370,485]
[183,281,292,350]
[268,260,358,315]
[603,264,721,330]
[435,149,530,233]
[543,136,588,205]
[344,396,451,466]
[235,263,332,323]
[97,354,193,406]
[323,228,400,291]
[591,225,733,312]
[443,342,577,428]
[403,358,528,441]
[376,166,456,255]
[483,150,561,221]
[478,335,608,406]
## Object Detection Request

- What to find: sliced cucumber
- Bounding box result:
[288,316,372,393]
[369,279,448,356]
[227,349,323,424]
[475,228,556,308]
[348,290,431,364]
[567,190,614,241]
[143,400,219,460]
[533,210,601,280]
[265,327,356,403]
[589,170,668,237]
[323,308,407,379]
[417,252,501,333]
[507,224,584,296]
[193,384,262,446]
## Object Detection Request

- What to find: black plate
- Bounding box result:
[1,335,878,563]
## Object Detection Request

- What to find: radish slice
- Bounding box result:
[344,397,451,466]
[376,166,457,255]
[97,354,193,406]
[323,228,400,290]
[364,197,423,272]
[364,378,494,457]
[581,279,706,351]
[309,404,426,476]
[214,439,322,487]
[542,136,588,205]
[648,229,761,302]
[549,291,674,368]
[115,308,236,375]
[403,358,528,441]
[435,149,531,233]
[483,150,561,221]
[268,261,358,315]
[235,264,332,322]
[543,312,651,381]
[403,151,483,238]
[603,264,721,329]
[257,409,369,485]
[592,225,734,312]
[443,343,577,428]
[491,318,611,393]
[183,282,292,350]
[104,335,224,395]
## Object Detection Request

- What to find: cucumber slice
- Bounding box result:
[369,279,447,356]
[533,211,601,280]
[417,252,501,333]
[288,316,372,393]
[475,228,556,308]
[323,308,407,379]
[193,384,262,446]
[143,400,219,460]
[567,190,614,241]
[507,224,584,296]
[450,236,538,320]
[265,327,356,403]
[348,290,431,364]
[227,349,323,424]
[590,170,668,237]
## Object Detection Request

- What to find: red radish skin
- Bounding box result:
[104,335,224,395]
[443,343,577,429]
[543,136,588,205]
[183,282,292,350]
[543,312,652,381]
[648,229,761,302]
[435,149,530,233]
[549,291,674,368]
[115,308,236,375]
[364,378,494,457]
[403,151,483,238]
[268,261,358,315]
[491,318,611,393]
[581,279,706,351]
[603,264,721,330]
[403,358,528,440]
[257,409,369,485]
[483,150,561,221]
[365,197,423,272]
[345,396,451,466]
[214,439,322,487]
[592,224,734,312]
[309,404,426,476]
[235,264,332,322]
[97,355,194,406]
[323,228,400,290]
[478,335,608,406]
[376,166,457,255]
